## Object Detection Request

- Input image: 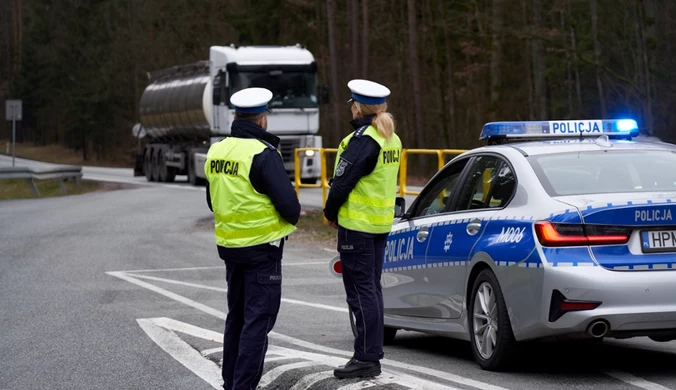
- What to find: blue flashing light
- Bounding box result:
[479,119,639,141]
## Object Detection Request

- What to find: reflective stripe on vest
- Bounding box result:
[334,126,402,234]
[204,138,296,248]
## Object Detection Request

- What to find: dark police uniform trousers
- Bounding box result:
[221,241,284,390]
[337,226,388,362]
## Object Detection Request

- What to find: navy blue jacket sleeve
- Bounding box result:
[250,148,301,226]
[323,136,381,222]
[206,182,213,211]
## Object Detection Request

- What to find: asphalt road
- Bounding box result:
[3,157,676,389]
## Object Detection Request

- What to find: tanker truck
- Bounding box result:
[132,44,327,185]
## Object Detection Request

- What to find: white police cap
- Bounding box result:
[347,79,390,105]
[230,87,273,114]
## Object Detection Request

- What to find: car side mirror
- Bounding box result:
[394,197,406,218]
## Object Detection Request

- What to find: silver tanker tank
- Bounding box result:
[138,60,213,142]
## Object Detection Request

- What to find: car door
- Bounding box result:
[424,155,508,319]
[383,157,471,318]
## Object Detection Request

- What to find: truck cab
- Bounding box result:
[195,44,326,184]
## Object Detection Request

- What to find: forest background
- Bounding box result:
[0,0,672,168]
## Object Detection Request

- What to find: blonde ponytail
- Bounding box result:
[353,101,396,140]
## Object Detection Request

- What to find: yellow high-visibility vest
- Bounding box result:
[334,126,402,233]
[204,138,296,248]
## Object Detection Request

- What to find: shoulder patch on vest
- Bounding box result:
[353,125,369,138]
[335,158,352,176]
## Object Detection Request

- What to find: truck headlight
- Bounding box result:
[305,150,315,157]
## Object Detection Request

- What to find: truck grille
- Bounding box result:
[279,139,301,163]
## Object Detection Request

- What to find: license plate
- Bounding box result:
[641,230,676,253]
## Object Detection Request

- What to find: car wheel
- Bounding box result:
[468,268,517,371]
[384,327,397,345]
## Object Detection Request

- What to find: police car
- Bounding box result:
[372,119,676,371]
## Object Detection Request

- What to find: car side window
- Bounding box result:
[410,159,469,218]
[454,156,512,211]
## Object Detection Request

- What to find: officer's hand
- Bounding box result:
[329,220,339,230]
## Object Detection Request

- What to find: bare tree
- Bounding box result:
[361,0,368,75]
[490,0,505,118]
[590,0,607,117]
[349,0,358,77]
[531,0,547,119]
[407,0,423,147]
[326,0,341,143]
[567,0,582,115]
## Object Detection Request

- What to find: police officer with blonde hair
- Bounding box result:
[204,87,301,390]
[324,79,402,379]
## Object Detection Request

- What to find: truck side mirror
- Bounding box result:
[394,197,406,218]
[213,70,225,105]
[319,84,330,104]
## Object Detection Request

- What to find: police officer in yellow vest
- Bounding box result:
[204,87,300,390]
[324,79,402,379]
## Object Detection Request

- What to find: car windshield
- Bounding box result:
[229,71,317,109]
[528,150,676,196]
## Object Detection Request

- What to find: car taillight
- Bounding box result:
[535,221,630,247]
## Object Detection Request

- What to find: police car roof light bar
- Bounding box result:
[480,119,639,143]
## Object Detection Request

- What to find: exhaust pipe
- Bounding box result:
[587,320,609,338]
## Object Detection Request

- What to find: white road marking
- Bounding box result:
[106,272,226,319]
[108,271,502,390]
[112,272,349,314]
[137,318,222,389]
[120,273,675,390]
[323,248,337,253]
[258,361,319,388]
[288,370,335,390]
[200,347,223,356]
[125,266,223,273]
[130,273,227,292]
[604,371,672,390]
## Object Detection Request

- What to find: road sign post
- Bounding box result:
[5,100,22,167]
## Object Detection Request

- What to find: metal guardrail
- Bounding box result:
[294,147,469,207]
[0,165,83,196]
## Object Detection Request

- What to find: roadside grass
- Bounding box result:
[293,209,337,248]
[0,178,112,200]
[0,140,133,168]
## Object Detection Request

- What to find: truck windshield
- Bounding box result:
[528,150,676,196]
[229,71,318,109]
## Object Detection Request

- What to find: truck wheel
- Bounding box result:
[151,151,160,182]
[165,167,176,183]
[144,151,152,182]
[157,148,168,182]
[468,268,517,371]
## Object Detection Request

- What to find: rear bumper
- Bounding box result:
[518,264,676,341]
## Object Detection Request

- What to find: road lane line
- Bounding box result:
[110,272,506,390]
[288,371,335,390]
[258,361,318,388]
[116,272,350,314]
[604,371,672,390]
[124,266,223,273]
[119,262,325,274]
[107,272,226,319]
[137,319,222,389]
[128,273,227,292]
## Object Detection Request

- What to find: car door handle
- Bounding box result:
[417,226,429,242]
[466,219,482,236]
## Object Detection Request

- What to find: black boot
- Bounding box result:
[333,358,381,379]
